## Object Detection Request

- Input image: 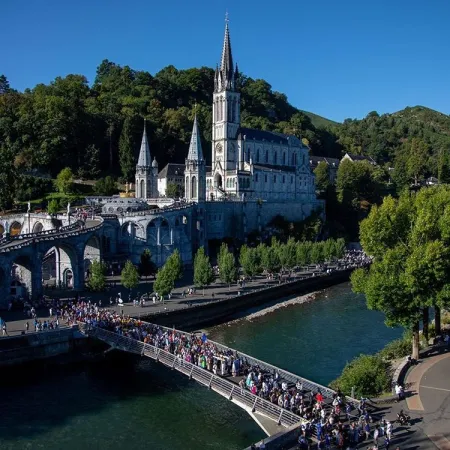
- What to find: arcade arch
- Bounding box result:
[83,235,101,274]
[10,222,22,236]
[32,222,44,233]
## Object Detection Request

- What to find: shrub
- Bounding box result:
[329,354,390,398]
[378,336,411,361]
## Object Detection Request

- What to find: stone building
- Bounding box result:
[309,156,340,184]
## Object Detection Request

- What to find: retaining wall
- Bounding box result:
[147,269,353,330]
[0,327,88,367]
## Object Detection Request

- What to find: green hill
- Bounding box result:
[301,110,339,129]
[333,106,450,163]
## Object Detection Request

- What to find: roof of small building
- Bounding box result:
[310,156,340,168]
[237,127,302,147]
[343,153,377,164]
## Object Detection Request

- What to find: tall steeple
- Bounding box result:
[137,120,151,167]
[215,14,237,92]
[135,119,158,199]
[187,114,204,161]
[185,112,206,203]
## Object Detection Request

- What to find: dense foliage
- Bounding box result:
[329,354,391,398]
[351,185,450,359]
[2,63,450,211]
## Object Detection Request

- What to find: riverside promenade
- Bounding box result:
[0,264,341,337]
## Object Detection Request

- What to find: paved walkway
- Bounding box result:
[401,351,450,449]
[0,266,327,337]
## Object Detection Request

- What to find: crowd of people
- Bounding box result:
[50,303,392,448]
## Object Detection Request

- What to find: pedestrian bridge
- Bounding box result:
[80,321,359,436]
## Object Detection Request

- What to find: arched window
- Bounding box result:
[282,153,286,165]
[255,173,259,182]
[274,152,277,165]
[140,179,145,198]
[283,175,285,183]
[265,150,269,163]
[291,153,296,166]
[256,148,260,163]
[273,175,276,183]
[191,176,197,198]
[303,154,305,165]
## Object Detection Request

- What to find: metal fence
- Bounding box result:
[82,325,305,429]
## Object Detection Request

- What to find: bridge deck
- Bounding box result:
[81,321,360,434]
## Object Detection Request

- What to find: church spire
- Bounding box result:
[187,114,204,161]
[137,119,151,167]
[216,13,236,92]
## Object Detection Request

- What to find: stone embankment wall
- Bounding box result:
[0,326,88,367]
[147,269,353,330]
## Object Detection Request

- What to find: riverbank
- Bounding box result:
[0,267,355,366]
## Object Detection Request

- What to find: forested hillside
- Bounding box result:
[1,60,450,209]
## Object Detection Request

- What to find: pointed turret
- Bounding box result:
[187,115,204,161]
[137,121,151,167]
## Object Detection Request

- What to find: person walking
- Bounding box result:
[25,322,29,333]
[2,322,8,336]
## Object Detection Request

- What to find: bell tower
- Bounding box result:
[212,15,240,192]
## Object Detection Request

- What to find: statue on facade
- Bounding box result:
[67,202,71,215]
[27,202,31,213]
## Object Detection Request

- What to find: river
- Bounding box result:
[0,283,402,450]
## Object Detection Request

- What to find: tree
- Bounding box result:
[83,144,101,179]
[121,260,140,293]
[94,176,118,196]
[218,244,238,289]
[258,243,280,274]
[47,199,59,215]
[88,260,107,291]
[351,187,450,360]
[119,117,135,182]
[239,245,260,278]
[165,182,181,198]
[437,146,450,184]
[165,249,183,281]
[0,74,11,94]
[55,167,74,195]
[139,248,156,278]
[153,265,174,297]
[336,159,381,208]
[193,247,214,295]
[406,138,429,185]
[314,161,330,192]
[333,238,346,259]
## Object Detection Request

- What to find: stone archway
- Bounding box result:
[11,254,34,298]
[83,235,101,277]
[214,173,223,189]
[10,221,22,236]
[63,269,74,289]
[32,222,44,233]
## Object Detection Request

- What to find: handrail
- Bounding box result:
[0,218,104,253]
[152,322,359,406]
[82,325,305,429]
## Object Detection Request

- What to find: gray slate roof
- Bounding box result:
[238,127,302,147]
[137,124,151,167]
[310,156,340,169]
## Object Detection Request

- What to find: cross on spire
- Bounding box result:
[225,10,229,23]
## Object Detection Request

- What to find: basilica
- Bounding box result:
[135,19,322,243]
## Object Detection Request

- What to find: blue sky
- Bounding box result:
[2,0,449,122]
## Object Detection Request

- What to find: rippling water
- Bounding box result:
[0,283,402,450]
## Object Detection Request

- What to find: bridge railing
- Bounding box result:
[154,323,359,407]
[0,218,104,253]
[82,325,304,429]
